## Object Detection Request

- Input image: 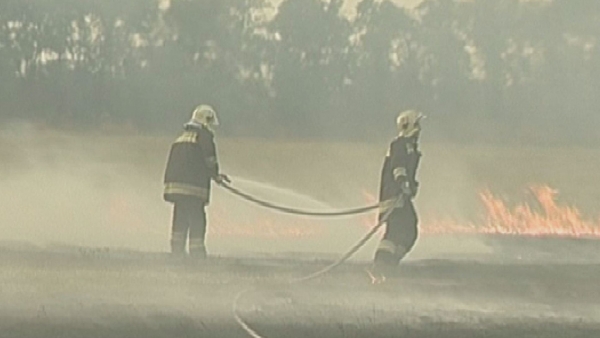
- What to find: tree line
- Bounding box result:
[0,0,598,144]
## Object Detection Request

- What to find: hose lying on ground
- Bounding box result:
[231,196,400,338]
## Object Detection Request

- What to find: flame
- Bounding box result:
[425,185,600,238]
[107,184,600,241]
[361,185,600,239]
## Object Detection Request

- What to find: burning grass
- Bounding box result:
[164,184,600,240]
[6,130,600,247]
[423,185,600,238]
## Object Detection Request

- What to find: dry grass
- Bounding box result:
[2,129,600,217]
[1,128,599,256]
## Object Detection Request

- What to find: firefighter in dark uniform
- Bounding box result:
[370,110,424,281]
[163,105,229,258]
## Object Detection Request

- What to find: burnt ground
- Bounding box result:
[1,235,600,338]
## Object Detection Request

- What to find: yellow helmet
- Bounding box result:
[186,104,219,129]
[396,110,424,137]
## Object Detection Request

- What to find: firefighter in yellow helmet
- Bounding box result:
[163,105,229,258]
[370,110,424,281]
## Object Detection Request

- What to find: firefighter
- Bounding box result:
[370,110,424,281]
[163,104,229,258]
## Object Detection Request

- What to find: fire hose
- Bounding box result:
[218,181,397,217]
[219,181,403,338]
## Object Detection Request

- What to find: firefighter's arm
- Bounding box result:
[389,140,412,196]
[209,141,231,184]
[389,140,408,182]
[408,141,422,198]
[410,160,421,198]
[391,139,421,198]
[198,132,219,176]
[200,132,230,184]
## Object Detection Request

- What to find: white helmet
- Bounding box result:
[185,104,219,129]
[397,110,424,137]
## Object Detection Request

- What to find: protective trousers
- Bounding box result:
[374,201,418,266]
[171,198,207,258]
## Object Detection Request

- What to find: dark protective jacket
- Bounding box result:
[163,125,219,204]
[378,135,421,204]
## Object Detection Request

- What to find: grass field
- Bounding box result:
[1,236,600,338]
[1,127,599,254]
[2,127,600,338]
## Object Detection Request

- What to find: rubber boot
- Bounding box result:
[189,239,207,259]
[170,232,186,258]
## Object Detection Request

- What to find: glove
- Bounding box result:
[408,181,419,198]
[214,174,231,185]
[399,181,418,199]
[397,180,413,197]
